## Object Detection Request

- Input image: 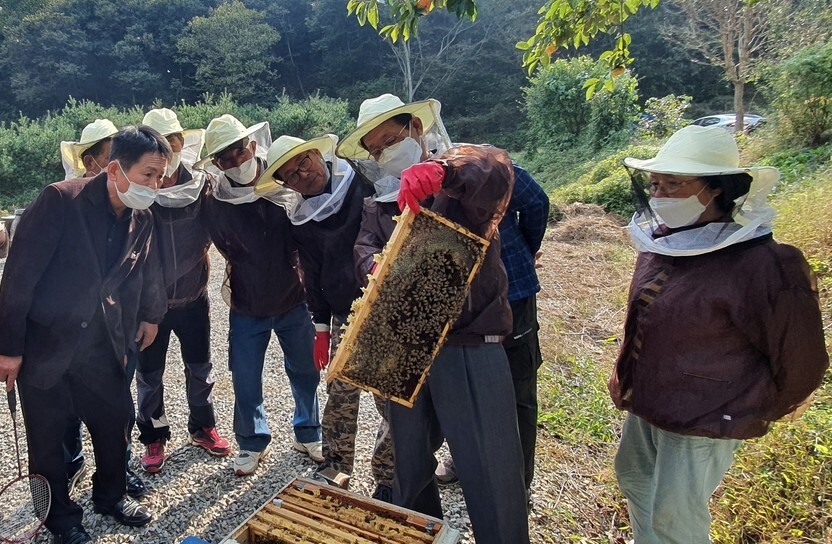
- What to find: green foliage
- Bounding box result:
[0,10,93,111]
[712,400,832,543]
[768,39,832,146]
[538,356,622,443]
[347,0,478,42]
[176,1,281,103]
[637,94,692,139]
[523,56,639,152]
[758,144,832,188]
[0,95,353,209]
[550,144,658,216]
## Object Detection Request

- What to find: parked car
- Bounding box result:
[691,113,766,132]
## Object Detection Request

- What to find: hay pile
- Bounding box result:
[548,203,628,243]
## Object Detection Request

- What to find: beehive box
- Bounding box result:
[221,478,460,544]
[326,208,489,407]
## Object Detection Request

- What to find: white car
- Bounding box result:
[691,113,766,131]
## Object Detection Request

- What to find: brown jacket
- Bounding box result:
[203,191,305,318]
[612,234,829,439]
[0,174,167,389]
[353,144,515,338]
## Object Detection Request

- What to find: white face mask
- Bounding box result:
[116,162,158,210]
[165,152,181,178]
[378,137,423,178]
[224,146,259,185]
[649,192,708,228]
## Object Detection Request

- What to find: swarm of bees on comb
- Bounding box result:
[327,208,488,406]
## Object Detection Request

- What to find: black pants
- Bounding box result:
[62,353,136,477]
[136,295,216,444]
[504,295,543,490]
[19,348,132,534]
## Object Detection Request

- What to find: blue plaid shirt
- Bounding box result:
[499,164,549,302]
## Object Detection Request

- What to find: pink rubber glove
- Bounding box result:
[314,330,331,370]
[398,161,445,214]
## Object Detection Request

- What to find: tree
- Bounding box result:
[664,0,773,132]
[176,0,281,103]
[0,10,93,112]
[346,0,662,83]
[389,12,491,102]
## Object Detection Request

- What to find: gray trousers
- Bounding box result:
[388,343,530,544]
[615,414,741,544]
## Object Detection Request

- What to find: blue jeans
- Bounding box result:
[229,304,321,452]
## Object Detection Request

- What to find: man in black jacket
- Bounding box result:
[255,134,394,501]
[136,108,230,474]
[0,126,171,544]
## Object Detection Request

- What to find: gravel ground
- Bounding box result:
[0,246,569,544]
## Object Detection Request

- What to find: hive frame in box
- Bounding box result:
[325,207,489,407]
[220,477,460,543]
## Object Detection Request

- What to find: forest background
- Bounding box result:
[1,0,832,541]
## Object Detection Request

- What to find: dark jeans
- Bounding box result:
[63,354,137,477]
[389,343,530,544]
[136,295,217,444]
[503,295,543,490]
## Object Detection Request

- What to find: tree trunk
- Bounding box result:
[733,79,745,134]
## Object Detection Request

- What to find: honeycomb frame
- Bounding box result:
[326,207,489,407]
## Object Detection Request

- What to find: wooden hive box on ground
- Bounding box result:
[220,478,460,544]
[326,207,489,407]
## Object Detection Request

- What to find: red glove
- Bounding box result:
[314,330,331,370]
[398,161,445,213]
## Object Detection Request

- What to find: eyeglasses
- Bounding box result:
[632,171,703,196]
[364,123,408,159]
[275,154,313,185]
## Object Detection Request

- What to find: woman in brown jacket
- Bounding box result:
[608,125,828,544]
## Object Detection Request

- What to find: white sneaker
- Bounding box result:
[233,446,270,476]
[292,440,324,463]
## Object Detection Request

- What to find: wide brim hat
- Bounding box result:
[337,94,441,160]
[60,119,119,177]
[255,134,338,194]
[194,114,268,170]
[142,107,203,140]
[624,125,780,205]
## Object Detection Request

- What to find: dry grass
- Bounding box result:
[530,210,635,542]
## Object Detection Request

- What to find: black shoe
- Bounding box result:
[126,469,148,498]
[93,496,152,527]
[52,525,92,544]
[67,460,87,495]
[371,484,393,504]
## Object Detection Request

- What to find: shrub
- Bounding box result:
[523,56,639,152]
[768,39,832,146]
[550,144,659,217]
[638,94,692,140]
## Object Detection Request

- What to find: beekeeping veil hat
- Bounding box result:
[625,125,781,256]
[336,94,451,203]
[256,134,356,225]
[142,108,205,169]
[60,119,118,179]
[142,108,208,207]
[195,115,294,207]
[193,114,269,170]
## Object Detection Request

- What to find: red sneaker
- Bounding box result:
[140,441,166,473]
[189,427,231,457]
